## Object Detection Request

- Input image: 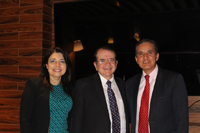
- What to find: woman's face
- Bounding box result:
[46,52,67,80]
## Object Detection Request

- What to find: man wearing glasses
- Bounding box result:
[71,46,129,133]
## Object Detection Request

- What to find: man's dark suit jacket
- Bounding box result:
[70,73,130,133]
[126,67,189,133]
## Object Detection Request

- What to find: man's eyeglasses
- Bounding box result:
[97,58,116,64]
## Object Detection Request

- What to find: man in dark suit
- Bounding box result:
[70,46,129,133]
[126,39,189,133]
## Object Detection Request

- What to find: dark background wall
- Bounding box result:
[54,2,200,95]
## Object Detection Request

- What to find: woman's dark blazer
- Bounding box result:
[20,77,50,133]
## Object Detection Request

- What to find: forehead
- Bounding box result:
[49,52,64,59]
[137,42,154,52]
[96,49,115,58]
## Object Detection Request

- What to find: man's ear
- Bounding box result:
[156,53,159,61]
[93,62,97,71]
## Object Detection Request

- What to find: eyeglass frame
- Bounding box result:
[96,58,117,64]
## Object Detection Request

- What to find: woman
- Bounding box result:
[20,47,73,133]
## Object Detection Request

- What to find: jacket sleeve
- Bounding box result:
[20,78,41,133]
[173,74,189,133]
[70,80,85,133]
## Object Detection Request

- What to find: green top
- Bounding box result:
[49,84,72,133]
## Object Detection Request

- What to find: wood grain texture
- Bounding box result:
[0,66,18,73]
[43,40,52,49]
[43,23,52,32]
[43,31,52,41]
[0,0,19,8]
[19,66,41,73]
[0,83,17,90]
[44,0,52,7]
[0,6,43,16]
[19,31,42,40]
[0,98,21,107]
[0,74,39,82]
[43,5,52,16]
[0,123,20,131]
[18,82,26,91]
[19,48,42,56]
[0,108,19,116]
[0,57,42,65]
[0,40,42,49]
[0,23,43,33]
[0,49,18,56]
[0,16,19,24]
[43,14,52,24]
[188,96,200,133]
[20,0,43,6]
[0,115,19,124]
[0,90,23,99]
[0,33,18,40]
[20,14,42,23]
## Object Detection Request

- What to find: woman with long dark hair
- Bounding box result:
[20,47,72,133]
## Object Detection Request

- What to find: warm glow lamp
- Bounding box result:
[108,37,114,44]
[73,40,84,52]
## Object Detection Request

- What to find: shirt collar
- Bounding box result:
[142,64,158,81]
[98,73,114,85]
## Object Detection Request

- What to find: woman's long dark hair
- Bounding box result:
[40,47,72,95]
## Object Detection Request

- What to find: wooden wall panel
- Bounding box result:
[19,66,41,73]
[43,31,53,40]
[0,0,19,8]
[0,57,42,65]
[0,123,20,131]
[0,99,21,107]
[43,23,52,32]
[0,74,39,82]
[0,16,19,24]
[0,91,22,98]
[19,48,42,56]
[19,31,43,40]
[43,14,52,24]
[20,0,43,6]
[0,66,18,73]
[0,109,19,116]
[20,14,43,23]
[0,6,43,16]
[0,23,43,33]
[0,33,18,40]
[0,40,42,49]
[0,49,18,56]
[18,83,26,91]
[0,115,19,124]
[0,83,17,90]
[188,96,200,133]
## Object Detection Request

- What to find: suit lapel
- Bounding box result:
[149,67,164,120]
[92,73,110,118]
[133,73,142,125]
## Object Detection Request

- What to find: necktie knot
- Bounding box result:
[145,75,150,81]
[106,80,111,87]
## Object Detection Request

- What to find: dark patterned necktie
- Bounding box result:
[106,80,120,133]
[138,75,150,133]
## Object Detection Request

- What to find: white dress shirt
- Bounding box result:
[135,65,158,133]
[98,73,126,133]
